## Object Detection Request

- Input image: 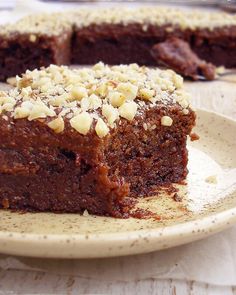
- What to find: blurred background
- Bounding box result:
[0,1,235,27]
[0,0,236,10]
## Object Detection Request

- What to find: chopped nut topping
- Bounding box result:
[29,34,37,42]
[48,117,65,133]
[95,118,109,138]
[6,77,17,86]
[119,101,137,121]
[74,7,236,31]
[102,104,119,126]
[1,7,236,42]
[14,106,30,119]
[161,115,173,126]
[70,112,92,135]
[116,82,138,101]
[0,12,72,37]
[70,86,88,101]
[0,63,192,137]
[108,91,126,107]
[27,101,55,121]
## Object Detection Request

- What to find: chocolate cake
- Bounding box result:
[0,7,236,81]
[0,63,196,217]
[0,13,72,81]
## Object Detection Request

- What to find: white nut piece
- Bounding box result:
[95,118,109,138]
[21,86,32,98]
[28,102,55,121]
[80,97,90,111]
[29,34,37,42]
[161,115,173,126]
[116,82,138,101]
[1,102,15,112]
[93,62,105,71]
[102,104,119,126]
[88,94,102,110]
[175,90,190,108]
[95,83,108,97]
[70,86,88,101]
[6,77,17,86]
[14,106,30,119]
[119,101,137,121]
[48,117,65,133]
[108,91,126,107]
[139,88,155,101]
[173,74,184,89]
[70,111,92,135]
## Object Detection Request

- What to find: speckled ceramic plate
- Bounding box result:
[0,108,235,258]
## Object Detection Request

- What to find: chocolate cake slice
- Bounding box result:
[0,13,72,81]
[72,7,236,71]
[0,7,236,81]
[0,63,195,217]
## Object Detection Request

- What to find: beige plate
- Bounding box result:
[0,109,235,258]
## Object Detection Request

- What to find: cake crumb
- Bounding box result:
[83,209,89,216]
[172,193,182,202]
[190,132,200,141]
[143,123,148,130]
[216,66,226,75]
[205,175,218,184]
[2,198,9,209]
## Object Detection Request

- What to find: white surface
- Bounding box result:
[1,226,236,286]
